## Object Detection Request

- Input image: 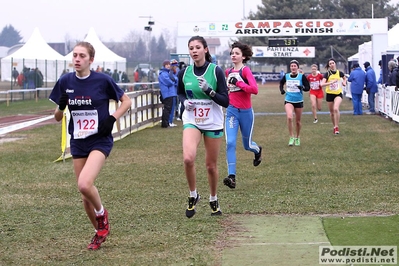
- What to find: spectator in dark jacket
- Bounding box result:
[396,67,399,90]
[348,63,366,115]
[34,68,44,88]
[12,67,19,86]
[387,60,398,86]
[158,60,175,128]
[147,68,157,82]
[377,60,382,84]
[168,59,179,127]
[111,69,119,83]
[121,71,129,83]
[364,61,378,115]
[34,68,44,97]
[177,62,187,120]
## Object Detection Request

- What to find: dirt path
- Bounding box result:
[0,110,57,133]
[0,110,58,143]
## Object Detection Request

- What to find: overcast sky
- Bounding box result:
[1,0,398,45]
[0,0,262,43]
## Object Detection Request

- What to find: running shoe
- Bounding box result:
[209,200,222,216]
[313,118,318,124]
[96,209,110,238]
[288,137,295,146]
[334,127,340,135]
[223,175,236,189]
[253,146,262,166]
[294,138,300,146]
[186,194,200,218]
[87,233,106,250]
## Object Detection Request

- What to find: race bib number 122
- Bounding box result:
[71,110,99,139]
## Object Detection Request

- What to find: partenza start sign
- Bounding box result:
[177,18,387,37]
[252,46,315,58]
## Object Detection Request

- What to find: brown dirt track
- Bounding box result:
[0,110,57,143]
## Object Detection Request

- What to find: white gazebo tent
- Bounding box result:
[358,41,372,67]
[348,53,359,62]
[64,27,126,73]
[1,28,67,82]
[355,23,399,67]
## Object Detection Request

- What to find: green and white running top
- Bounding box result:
[182,63,224,130]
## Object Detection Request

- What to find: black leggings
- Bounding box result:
[161,97,173,127]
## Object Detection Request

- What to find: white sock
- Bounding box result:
[94,205,104,216]
[209,195,217,202]
[189,190,197,198]
[190,189,198,198]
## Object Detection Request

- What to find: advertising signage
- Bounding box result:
[177,18,387,37]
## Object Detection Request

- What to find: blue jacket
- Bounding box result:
[169,69,178,97]
[348,67,366,94]
[158,67,175,99]
[365,66,378,93]
[378,68,382,84]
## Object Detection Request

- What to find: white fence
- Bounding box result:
[344,83,399,120]
[57,87,163,161]
[0,82,162,161]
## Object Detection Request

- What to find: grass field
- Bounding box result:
[1,82,399,265]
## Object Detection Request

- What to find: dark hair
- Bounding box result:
[290,59,299,67]
[230,42,253,63]
[325,58,336,70]
[187,36,212,63]
[179,61,187,69]
[74,41,95,59]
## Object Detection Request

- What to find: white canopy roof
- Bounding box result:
[64,27,126,72]
[388,23,399,48]
[3,28,65,61]
[352,23,399,66]
[348,52,359,61]
[1,28,67,81]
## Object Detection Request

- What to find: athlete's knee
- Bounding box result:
[183,155,195,167]
[78,179,93,195]
[226,140,237,149]
[205,162,218,175]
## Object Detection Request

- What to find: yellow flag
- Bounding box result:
[61,112,66,154]
[53,110,68,162]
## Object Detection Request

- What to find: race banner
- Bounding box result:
[178,18,387,37]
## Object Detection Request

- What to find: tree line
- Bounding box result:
[1,0,399,71]
[0,25,175,69]
[235,0,399,68]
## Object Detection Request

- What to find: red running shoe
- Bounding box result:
[96,209,110,238]
[333,127,340,135]
[87,233,106,250]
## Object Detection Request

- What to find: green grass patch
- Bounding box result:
[323,215,399,246]
[0,98,55,116]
